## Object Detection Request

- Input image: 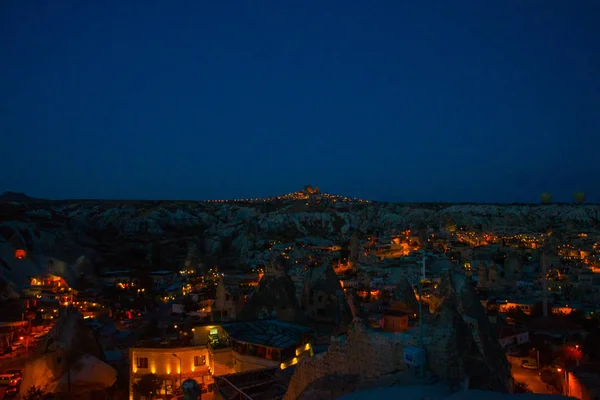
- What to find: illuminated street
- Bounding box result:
[508,356,553,394]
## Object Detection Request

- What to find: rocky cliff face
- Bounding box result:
[2,198,599,293]
[237,272,305,323]
[437,270,512,392]
[301,263,354,332]
[285,269,513,399]
[392,276,420,314]
[284,318,413,400]
[21,307,117,395]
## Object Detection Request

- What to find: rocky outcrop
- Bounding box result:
[183,243,205,273]
[285,270,514,399]
[339,386,572,400]
[21,307,116,395]
[301,263,354,331]
[436,270,512,392]
[238,271,305,323]
[296,374,362,400]
[392,276,420,314]
[1,198,599,290]
[346,289,364,319]
[427,297,492,390]
[284,318,414,400]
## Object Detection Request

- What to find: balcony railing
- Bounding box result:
[208,339,230,350]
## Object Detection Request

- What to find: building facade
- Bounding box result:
[129,346,211,400]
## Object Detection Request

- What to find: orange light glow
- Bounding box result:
[15,249,27,259]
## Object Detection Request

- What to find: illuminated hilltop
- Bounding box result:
[204,185,370,204]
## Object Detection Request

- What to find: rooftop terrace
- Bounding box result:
[221,320,312,349]
[214,367,287,400]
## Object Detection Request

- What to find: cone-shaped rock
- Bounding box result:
[301,263,354,331]
[238,262,305,322]
[392,275,420,314]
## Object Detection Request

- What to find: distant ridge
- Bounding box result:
[0,191,38,202]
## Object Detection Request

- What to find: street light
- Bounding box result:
[557,368,568,396]
[172,354,182,390]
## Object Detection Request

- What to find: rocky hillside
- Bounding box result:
[1,195,599,293]
[21,307,117,395]
[284,269,514,399]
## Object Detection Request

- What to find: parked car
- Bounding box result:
[4,370,22,379]
[0,374,13,386]
[4,382,21,397]
[10,343,24,352]
[521,359,538,370]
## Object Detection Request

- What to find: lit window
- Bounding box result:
[136,357,148,369]
[194,355,206,366]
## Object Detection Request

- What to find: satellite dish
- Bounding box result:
[540,193,552,204]
[574,192,586,204]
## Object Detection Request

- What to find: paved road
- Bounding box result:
[0,348,35,369]
[508,356,552,394]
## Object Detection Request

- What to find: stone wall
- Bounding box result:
[283,318,414,400]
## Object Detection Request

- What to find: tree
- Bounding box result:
[133,374,163,400]
[23,386,53,400]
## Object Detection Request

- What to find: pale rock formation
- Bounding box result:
[285,270,513,399]
[340,386,572,400]
[238,262,304,323]
[21,307,116,396]
[391,276,420,314]
[301,263,353,331]
[437,270,512,392]
[283,318,414,400]
[346,289,364,319]
[56,354,117,393]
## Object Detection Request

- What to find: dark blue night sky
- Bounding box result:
[1,1,599,203]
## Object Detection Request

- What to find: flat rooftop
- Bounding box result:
[214,367,287,400]
[150,270,176,276]
[221,320,312,349]
[100,270,133,276]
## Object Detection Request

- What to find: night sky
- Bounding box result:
[1,1,599,203]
